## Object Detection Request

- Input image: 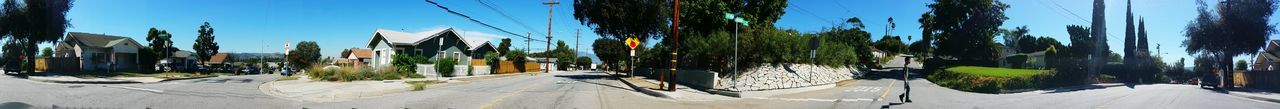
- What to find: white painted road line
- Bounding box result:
[104,85,165,93]
[747,97,876,102]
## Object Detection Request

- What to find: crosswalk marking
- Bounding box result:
[847,86,882,92]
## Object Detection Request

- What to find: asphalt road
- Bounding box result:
[3,70,1279,109]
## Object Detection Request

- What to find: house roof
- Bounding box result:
[173,51,194,58]
[65,32,142,48]
[205,53,231,64]
[366,27,498,52]
[343,48,373,59]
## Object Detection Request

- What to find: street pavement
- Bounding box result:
[3,69,1280,109]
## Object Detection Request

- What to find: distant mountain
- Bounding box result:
[577,51,602,64]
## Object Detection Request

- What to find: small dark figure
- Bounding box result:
[898,56,912,103]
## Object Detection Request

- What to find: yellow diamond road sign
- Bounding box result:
[626,37,640,50]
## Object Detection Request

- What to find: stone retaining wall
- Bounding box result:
[717,64,859,91]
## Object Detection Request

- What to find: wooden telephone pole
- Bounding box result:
[544,0,559,74]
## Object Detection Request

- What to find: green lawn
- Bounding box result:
[405,80,445,91]
[945,66,1048,78]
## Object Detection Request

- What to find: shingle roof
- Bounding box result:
[345,48,373,59]
[205,53,231,64]
[66,32,140,48]
[368,27,497,52]
[173,51,194,58]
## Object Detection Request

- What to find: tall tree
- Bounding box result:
[1138,18,1149,55]
[918,12,935,57]
[287,41,321,69]
[193,22,219,64]
[1124,0,1137,67]
[1183,0,1276,89]
[1003,26,1030,52]
[926,0,1009,66]
[498,38,511,56]
[1088,0,1109,84]
[146,27,178,60]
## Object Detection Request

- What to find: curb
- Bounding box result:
[1229,93,1280,104]
[613,75,669,98]
[157,75,219,82]
[27,77,140,84]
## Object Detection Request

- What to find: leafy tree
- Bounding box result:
[926,0,1009,66]
[1067,25,1093,57]
[146,27,178,60]
[874,35,907,55]
[1002,26,1030,52]
[0,0,73,73]
[575,56,591,69]
[287,41,321,69]
[39,47,51,58]
[1237,60,1249,70]
[498,38,511,55]
[591,38,628,71]
[573,0,669,41]
[1183,0,1275,88]
[193,22,220,64]
[908,39,930,56]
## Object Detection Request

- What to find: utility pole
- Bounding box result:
[526,32,531,53]
[575,29,580,71]
[668,0,680,91]
[544,0,559,74]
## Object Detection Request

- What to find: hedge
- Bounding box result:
[928,66,1055,93]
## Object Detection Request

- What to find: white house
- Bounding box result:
[54,32,144,71]
[365,28,499,67]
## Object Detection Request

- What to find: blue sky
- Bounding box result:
[63,0,1278,67]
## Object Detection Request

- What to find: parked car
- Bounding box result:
[1200,72,1220,89]
[2,59,18,74]
[280,67,295,76]
[240,67,259,74]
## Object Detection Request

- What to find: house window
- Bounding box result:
[416,49,423,56]
[395,48,405,55]
[454,52,463,61]
[437,51,446,59]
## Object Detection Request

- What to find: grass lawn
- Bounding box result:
[275,76,300,81]
[405,80,444,91]
[945,66,1049,78]
[929,66,1055,93]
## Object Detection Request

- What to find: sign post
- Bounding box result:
[626,37,639,77]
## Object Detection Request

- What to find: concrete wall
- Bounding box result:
[471,66,491,75]
[630,68,721,89]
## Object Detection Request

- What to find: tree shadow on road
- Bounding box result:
[553,74,634,91]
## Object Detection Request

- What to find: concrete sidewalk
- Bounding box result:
[615,74,737,101]
[1229,89,1280,104]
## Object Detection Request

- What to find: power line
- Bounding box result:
[1043,0,1091,24]
[788,3,838,26]
[425,0,548,42]
[476,0,547,37]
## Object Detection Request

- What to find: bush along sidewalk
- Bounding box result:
[307,66,426,82]
[927,66,1055,93]
[436,57,457,77]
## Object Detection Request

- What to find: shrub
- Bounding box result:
[485,52,500,73]
[436,57,458,77]
[1004,54,1029,68]
[467,65,474,76]
[928,66,1054,93]
[392,54,430,74]
[407,73,426,78]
